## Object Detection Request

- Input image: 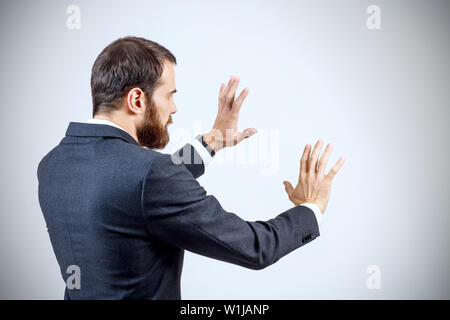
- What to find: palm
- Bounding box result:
[207,76,257,150]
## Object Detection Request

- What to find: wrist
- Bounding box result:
[202,131,222,153]
[296,201,323,214]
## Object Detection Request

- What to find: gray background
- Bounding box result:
[0,0,449,299]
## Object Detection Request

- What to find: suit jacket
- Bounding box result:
[37,122,320,300]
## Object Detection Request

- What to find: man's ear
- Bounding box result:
[126,88,145,114]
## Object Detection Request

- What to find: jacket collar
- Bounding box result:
[65,122,139,146]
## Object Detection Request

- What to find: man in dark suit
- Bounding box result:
[37,36,345,299]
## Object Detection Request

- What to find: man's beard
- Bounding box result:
[136,103,172,149]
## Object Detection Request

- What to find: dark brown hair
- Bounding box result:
[90,36,177,116]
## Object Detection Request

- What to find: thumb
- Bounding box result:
[283,180,294,197]
[235,128,257,144]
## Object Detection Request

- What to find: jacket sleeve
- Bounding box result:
[171,143,205,179]
[141,154,320,270]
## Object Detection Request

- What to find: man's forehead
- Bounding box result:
[160,61,175,90]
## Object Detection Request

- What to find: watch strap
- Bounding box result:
[196,134,215,157]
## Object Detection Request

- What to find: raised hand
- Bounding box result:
[202,75,257,152]
[283,140,345,214]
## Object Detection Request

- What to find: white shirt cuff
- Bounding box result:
[299,203,323,226]
[190,137,214,167]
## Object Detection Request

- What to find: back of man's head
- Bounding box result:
[90,36,177,116]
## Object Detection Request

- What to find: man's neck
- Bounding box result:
[93,114,139,143]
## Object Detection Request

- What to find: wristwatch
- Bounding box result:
[195,134,215,157]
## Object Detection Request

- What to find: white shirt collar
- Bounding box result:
[85,118,146,148]
[86,118,129,134]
